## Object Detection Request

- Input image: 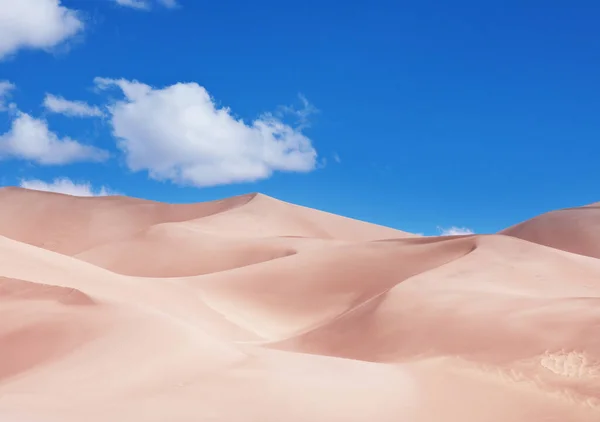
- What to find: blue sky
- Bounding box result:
[1,0,599,235]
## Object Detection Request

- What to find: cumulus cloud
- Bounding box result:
[114,0,178,10]
[438,226,475,236]
[0,0,84,60]
[0,111,108,165]
[43,94,104,117]
[20,177,115,197]
[94,77,318,187]
[0,80,16,110]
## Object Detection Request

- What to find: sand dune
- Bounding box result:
[184,192,417,241]
[0,187,256,255]
[500,202,600,259]
[1,188,599,421]
[75,222,355,277]
[0,188,412,258]
[185,236,476,340]
[75,224,299,277]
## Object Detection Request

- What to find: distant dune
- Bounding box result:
[500,202,600,259]
[0,187,598,422]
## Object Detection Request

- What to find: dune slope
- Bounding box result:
[500,203,600,259]
[0,188,599,422]
[0,187,255,255]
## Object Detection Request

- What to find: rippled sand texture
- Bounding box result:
[0,187,599,421]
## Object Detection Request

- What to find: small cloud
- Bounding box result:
[158,0,179,7]
[0,110,108,165]
[333,153,341,163]
[0,80,15,111]
[20,177,116,197]
[277,93,319,129]
[0,0,84,60]
[114,0,178,10]
[43,94,104,118]
[317,157,327,169]
[438,226,475,236]
[114,0,150,9]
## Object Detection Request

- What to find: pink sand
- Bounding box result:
[0,187,599,421]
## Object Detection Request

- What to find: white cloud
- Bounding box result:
[94,77,318,187]
[114,0,150,9]
[43,94,104,117]
[0,80,16,110]
[20,177,115,197]
[0,0,84,60]
[278,93,318,129]
[115,0,178,10]
[0,111,108,165]
[333,153,341,163]
[158,0,178,7]
[438,226,475,236]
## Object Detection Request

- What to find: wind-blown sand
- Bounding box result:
[0,187,598,421]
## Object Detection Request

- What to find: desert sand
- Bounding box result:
[0,187,599,422]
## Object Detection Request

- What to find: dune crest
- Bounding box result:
[0,188,599,422]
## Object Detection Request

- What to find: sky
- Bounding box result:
[0,0,599,236]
